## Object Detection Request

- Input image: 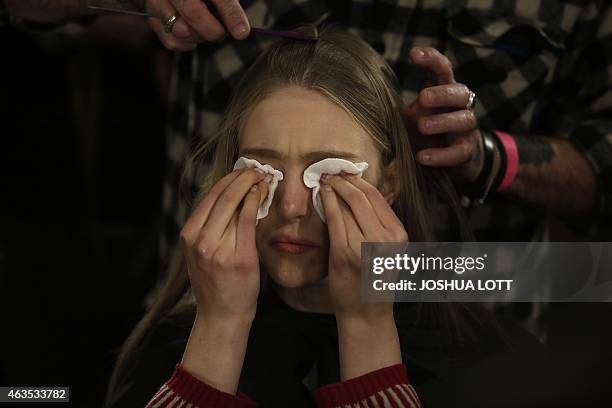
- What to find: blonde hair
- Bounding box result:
[106,26,469,405]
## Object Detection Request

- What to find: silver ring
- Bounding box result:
[164,14,178,34]
[466,90,476,111]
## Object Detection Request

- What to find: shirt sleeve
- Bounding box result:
[314,363,421,408]
[145,364,256,408]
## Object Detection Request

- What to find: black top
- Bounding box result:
[107,290,573,408]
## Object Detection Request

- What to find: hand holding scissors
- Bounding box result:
[88,0,316,51]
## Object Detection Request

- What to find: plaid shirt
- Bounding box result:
[161,0,612,264]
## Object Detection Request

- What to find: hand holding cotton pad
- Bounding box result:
[232,156,368,224]
[303,158,369,223]
[233,157,284,223]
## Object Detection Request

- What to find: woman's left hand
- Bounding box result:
[319,173,408,323]
[320,173,406,379]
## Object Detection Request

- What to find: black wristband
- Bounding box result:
[473,129,495,187]
[463,129,496,199]
[490,130,507,193]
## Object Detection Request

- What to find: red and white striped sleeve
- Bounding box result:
[145,364,255,408]
[145,363,420,408]
[314,363,421,408]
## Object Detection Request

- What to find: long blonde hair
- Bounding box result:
[106,26,469,405]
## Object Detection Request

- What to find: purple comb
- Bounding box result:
[250,27,318,42]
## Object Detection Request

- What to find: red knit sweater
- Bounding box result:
[145,363,421,407]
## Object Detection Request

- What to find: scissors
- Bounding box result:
[87,4,318,42]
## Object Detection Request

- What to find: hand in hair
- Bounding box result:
[145,0,250,51]
[319,172,406,380]
[405,47,484,183]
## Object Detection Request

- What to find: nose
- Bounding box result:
[275,168,311,221]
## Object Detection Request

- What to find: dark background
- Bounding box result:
[1,17,168,407]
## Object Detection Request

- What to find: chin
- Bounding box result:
[262,253,328,289]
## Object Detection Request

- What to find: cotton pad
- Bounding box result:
[233,157,284,224]
[303,158,369,223]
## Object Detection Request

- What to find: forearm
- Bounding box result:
[180,313,252,395]
[496,134,598,219]
[337,315,402,380]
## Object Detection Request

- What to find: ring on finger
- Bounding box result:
[164,14,179,34]
[466,90,476,111]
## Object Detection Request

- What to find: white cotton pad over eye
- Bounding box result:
[233,157,284,224]
[303,158,369,223]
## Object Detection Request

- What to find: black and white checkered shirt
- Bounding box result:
[161,0,612,265]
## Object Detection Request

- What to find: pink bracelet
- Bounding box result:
[494,130,519,192]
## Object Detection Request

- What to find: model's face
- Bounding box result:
[240,86,383,288]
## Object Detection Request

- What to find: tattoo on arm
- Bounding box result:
[514,134,554,166]
[504,135,598,218]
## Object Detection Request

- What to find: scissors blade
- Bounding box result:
[87,6,152,17]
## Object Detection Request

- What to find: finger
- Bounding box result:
[172,25,204,43]
[220,210,239,251]
[169,0,226,42]
[417,136,475,167]
[419,83,473,110]
[257,179,269,208]
[417,109,477,135]
[210,0,250,39]
[146,0,192,38]
[236,182,262,254]
[409,47,455,85]
[337,199,364,257]
[149,18,198,51]
[200,169,267,241]
[341,175,403,231]
[319,183,348,249]
[324,175,384,239]
[182,169,246,244]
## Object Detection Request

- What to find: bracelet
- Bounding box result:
[493,130,519,192]
[463,129,496,203]
[472,129,495,189]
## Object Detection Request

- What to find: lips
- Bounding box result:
[269,234,320,254]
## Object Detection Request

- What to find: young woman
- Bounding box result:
[105,28,547,408]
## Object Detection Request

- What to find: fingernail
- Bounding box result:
[264,174,273,183]
[236,24,249,38]
[415,49,425,59]
[421,154,431,163]
[250,185,258,192]
[320,174,329,183]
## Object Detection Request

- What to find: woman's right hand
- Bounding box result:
[179,168,269,393]
[180,168,270,325]
[144,0,251,51]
